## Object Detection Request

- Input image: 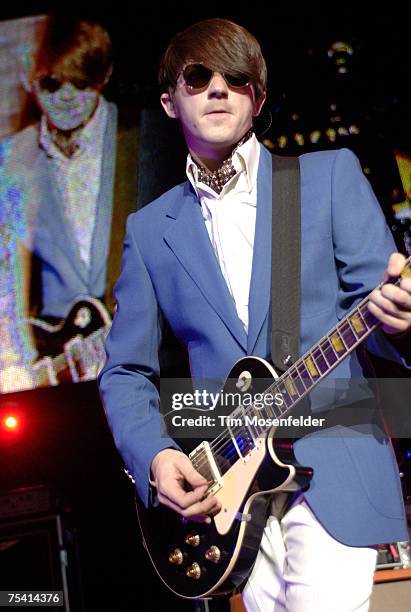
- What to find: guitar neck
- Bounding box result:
[268,292,379,418]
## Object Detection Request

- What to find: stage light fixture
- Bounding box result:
[4,415,18,430]
[0,405,24,442]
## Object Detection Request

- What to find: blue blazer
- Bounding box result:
[7,102,117,318]
[98,146,408,546]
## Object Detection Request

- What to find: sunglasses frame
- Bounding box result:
[34,74,90,93]
[180,63,250,92]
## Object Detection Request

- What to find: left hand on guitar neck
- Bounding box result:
[368,253,411,336]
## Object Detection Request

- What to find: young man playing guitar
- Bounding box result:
[98,19,411,611]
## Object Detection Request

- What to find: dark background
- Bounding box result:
[0,5,410,610]
[2,5,411,239]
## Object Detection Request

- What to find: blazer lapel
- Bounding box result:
[89,103,117,289]
[247,146,272,355]
[164,183,247,351]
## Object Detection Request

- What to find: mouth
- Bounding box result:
[53,107,79,113]
[206,110,230,115]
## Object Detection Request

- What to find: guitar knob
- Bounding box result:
[205,546,221,563]
[186,563,201,579]
[185,533,200,547]
[168,549,183,565]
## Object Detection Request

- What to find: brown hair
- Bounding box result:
[32,17,112,89]
[159,18,267,100]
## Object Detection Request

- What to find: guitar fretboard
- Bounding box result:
[266,296,377,419]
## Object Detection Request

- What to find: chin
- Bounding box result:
[206,128,244,147]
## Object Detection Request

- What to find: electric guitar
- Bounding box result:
[135,258,411,599]
[29,297,111,387]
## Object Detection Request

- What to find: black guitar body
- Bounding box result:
[31,298,110,359]
[28,297,111,386]
[135,357,313,599]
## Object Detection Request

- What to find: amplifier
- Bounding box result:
[0,485,54,520]
[0,491,83,612]
[376,541,411,569]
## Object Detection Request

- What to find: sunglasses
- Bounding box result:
[35,75,89,93]
[181,63,250,91]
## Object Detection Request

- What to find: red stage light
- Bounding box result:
[4,415,18,430]
[0,407,23,441]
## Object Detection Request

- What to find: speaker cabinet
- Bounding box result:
[0,511,81,611]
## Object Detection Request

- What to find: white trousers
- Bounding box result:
[242,494,378,612]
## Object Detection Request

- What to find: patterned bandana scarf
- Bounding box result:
[48,126,82,157]
[196,130,253,194]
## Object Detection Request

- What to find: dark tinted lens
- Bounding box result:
[223,73,250,88]
[38,75,62,93]
[183,64,213,89]
[70,78,89,90]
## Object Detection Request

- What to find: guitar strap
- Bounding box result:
[270,154,301,372]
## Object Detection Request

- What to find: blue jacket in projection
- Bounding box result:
[6,101,117,319]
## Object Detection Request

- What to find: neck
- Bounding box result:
[190,152,227,172]
[189,130,253,172]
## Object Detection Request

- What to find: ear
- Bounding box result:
[93,65,113,93]
[160,92,178,119]
[103,64,114,86]
[253,91,267,117]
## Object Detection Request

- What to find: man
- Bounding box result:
[2,16,138,386]
[7,16,137,322]
[11,17,115,322]
[98,19,411,611]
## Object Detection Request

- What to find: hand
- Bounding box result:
[368,253,411,335]
[150,448,221,523]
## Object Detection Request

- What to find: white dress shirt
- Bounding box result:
[39,98,108,268]
[186,133,260,332]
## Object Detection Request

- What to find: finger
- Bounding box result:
[371,285,411,317]
[158,491,221,521]
[368,300,410,333]
[400,276,411,295]
[380,283,411,311]
[178,460,209,488]
[157,494,211,522]
[385,253,407,279]
[158,479,209,509]
[177,495,221,518]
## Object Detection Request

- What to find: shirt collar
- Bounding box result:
[39,96,107,160]
[186,132,260,200]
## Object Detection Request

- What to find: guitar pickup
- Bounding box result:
[189,441,223,494]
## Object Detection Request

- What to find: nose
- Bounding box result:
[208,72,229,97]
[59,83,77,101]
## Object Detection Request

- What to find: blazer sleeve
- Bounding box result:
[330,147,410,368]
[98,214,182,507]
